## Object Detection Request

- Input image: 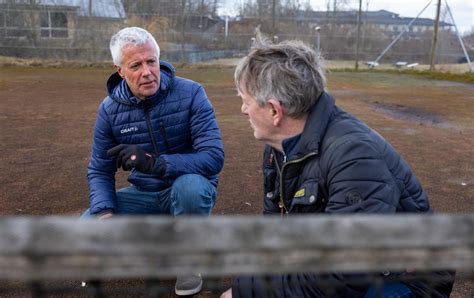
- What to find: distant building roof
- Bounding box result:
[296,9,452,27]
[0,0,125,19]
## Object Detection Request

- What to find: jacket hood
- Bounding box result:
[295,92,335,157]
[106,60,176,106]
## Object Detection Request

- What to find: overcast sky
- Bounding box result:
[221,0,473,34]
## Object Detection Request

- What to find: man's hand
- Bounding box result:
[107,144,155,173]
[220,288,232,298]
[98,212,114,220]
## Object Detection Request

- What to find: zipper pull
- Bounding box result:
[283,155,287,163]
[278,201,284,217]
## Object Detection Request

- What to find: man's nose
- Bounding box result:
[142,64,151,76]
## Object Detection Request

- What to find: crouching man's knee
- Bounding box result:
[170,174,217,215]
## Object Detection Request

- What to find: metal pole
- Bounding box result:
[372,1,432,64]
[317,31,320,52]
[315,26,321,52]
[355,0,363,70]
[272,0,276,37]
[430,0,442,72]
[199,0,204,34]
[181,0,187,63]
[445,0,473,72]
[225,15,228,38]
[88,0,92,16]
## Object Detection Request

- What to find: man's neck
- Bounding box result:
[271,115,307,152]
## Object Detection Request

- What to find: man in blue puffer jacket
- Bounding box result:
[84,27,224,296]
[220,31,454,297]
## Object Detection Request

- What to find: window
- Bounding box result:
[40,11,68,38]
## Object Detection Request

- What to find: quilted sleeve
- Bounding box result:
[159,84,224,179]
[87,100,118,215]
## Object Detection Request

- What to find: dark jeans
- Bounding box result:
[81,174,217,217]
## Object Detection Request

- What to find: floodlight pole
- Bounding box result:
[445,0,473,72]
[225,15,229,38]
[354,0,363,70]
[314,26,321,52]
[372,1,432,65]
[429,0,442,72]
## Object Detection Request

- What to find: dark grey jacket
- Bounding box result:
[233,92,454,297]
[262,91,430,215]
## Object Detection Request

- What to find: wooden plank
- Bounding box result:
[0,214,472,280]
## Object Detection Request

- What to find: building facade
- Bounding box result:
[0,0,125,60]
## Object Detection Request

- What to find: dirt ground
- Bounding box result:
[0,65,473,297]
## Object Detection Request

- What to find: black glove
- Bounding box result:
[107,144,155,174]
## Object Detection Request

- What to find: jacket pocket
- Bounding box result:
[263,165,281,214]
[290,179,326,213]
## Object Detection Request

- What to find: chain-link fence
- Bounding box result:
[0,1,470,65]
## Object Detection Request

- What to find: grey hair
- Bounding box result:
[235,31,326,118]
[110,27,160,66]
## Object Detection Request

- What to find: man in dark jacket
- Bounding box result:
[221,33,453,297]
[84,27,224,296]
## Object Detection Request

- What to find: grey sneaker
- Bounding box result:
[175,273,203,296]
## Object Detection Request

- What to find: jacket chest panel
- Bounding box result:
[110,102,191,154]
[264,152,328,214]
[285,160,327,213]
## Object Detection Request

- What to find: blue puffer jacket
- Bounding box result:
[87,61,224,215]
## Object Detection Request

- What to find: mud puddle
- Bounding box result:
[371,102,458,130]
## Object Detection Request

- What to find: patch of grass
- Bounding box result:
[332,68,474,84]
[407,69,474,84]
[2,55,472,84]
[177,65,235,86]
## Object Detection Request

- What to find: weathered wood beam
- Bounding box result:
[0,214,472,280]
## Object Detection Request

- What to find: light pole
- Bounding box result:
[314,26,321,53]
[224,15,229,39]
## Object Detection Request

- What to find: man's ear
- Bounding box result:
[116,65,124,79]
[267,99,284,126]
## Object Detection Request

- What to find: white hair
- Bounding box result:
[109,27,160,66]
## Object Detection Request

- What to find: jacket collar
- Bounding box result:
[106,60,176,106]
[294,91,335,157]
